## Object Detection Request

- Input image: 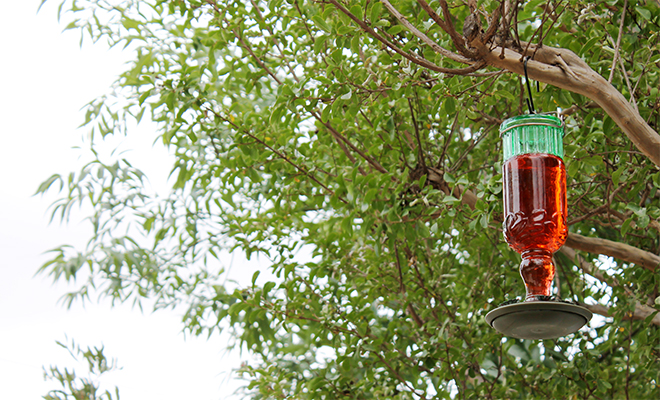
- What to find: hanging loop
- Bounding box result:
[523,57,536,114]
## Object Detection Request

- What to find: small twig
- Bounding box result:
[407,98,426,168]
[208,107,345,203]
[631,49,655,97]
[311,111,388,174]
[609,0,628,83]
[567,182,627,225]
[436,105,462,168]
[558,247,625,293]
[608,35,638,111]
[293,0,315,43]
[248,0,301,83]
[234,30,282,84]
[449,124,495,173]
[482,2,502,44]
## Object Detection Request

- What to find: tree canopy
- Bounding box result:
[39,0,660,398]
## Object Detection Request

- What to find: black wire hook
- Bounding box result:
[523,56,536,114]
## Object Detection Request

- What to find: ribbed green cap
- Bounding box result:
[500,114,564,161]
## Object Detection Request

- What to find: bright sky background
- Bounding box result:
[0,1,260,398]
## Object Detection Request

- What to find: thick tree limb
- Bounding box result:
[473,42,660,168]
[399,2,658,166]
[564,232,660,273]
[583,303,660,327]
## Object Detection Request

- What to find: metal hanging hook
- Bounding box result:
[523,57,536,114]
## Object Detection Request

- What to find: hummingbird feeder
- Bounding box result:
[485,61,592,339]
[485,113,592,340]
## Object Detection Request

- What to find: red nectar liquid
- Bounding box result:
[503,153,567,300]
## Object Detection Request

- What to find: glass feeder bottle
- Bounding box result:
[501,114,567,301]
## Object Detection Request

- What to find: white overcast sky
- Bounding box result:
[0,1,262,398]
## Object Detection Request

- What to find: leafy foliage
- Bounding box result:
[39,0,660,398]
[43,338,120,400]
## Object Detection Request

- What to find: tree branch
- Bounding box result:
[355,0,660,167]
[310,111,388,174]
[473,41,660,168]
[560,247,659,327]
[564,232,660,273]
[582,303,660,327]
[416,0,473,58]
[381,0,471,64]
[327,0,485,75]
[608,0,628,83]
[559,247,620,288]
[207,108,346,203]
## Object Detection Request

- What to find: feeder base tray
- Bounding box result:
[485,301,592,340]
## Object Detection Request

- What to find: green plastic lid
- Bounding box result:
[500,114,564,161]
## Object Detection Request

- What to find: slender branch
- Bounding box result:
[394,244,425,328]
[449,125,495,173]
[632,50,655,97]
[558,247,624,291]
[415,0,471,57]
[248,0,301,83]
[234,29,283,85]
[315,110,368,176]
[567,182,627,225]
[407,98,426,168]
[426,173,660,273]
[310,111,388,174]
[436,105,462,169]
[381,0,471,64]
[208,108,345,203]
[608,34,638,111]
[327,0,485,75]
[608,0,628,83]
[482,2,502,44]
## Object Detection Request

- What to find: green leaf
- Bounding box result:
[35,174,62,195]
[480,214,488,229]
[635,6,652,21]
[312,16,332,33]
[582,155,603,167]
[444,97,456,114]
[262,281,276,297]
[369,2,382,22]
[442,195,460,204]
[612,167,624,187]
[349,4,363,21]
[579,36,601,56]
[387,25,404,35]
[321,104,332,123]
[494,90,515,102]
[252,270,260,286]
[365,188,378,204]
[621,217,634,236]
[340,89,352,100]
[121,17,140,31]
